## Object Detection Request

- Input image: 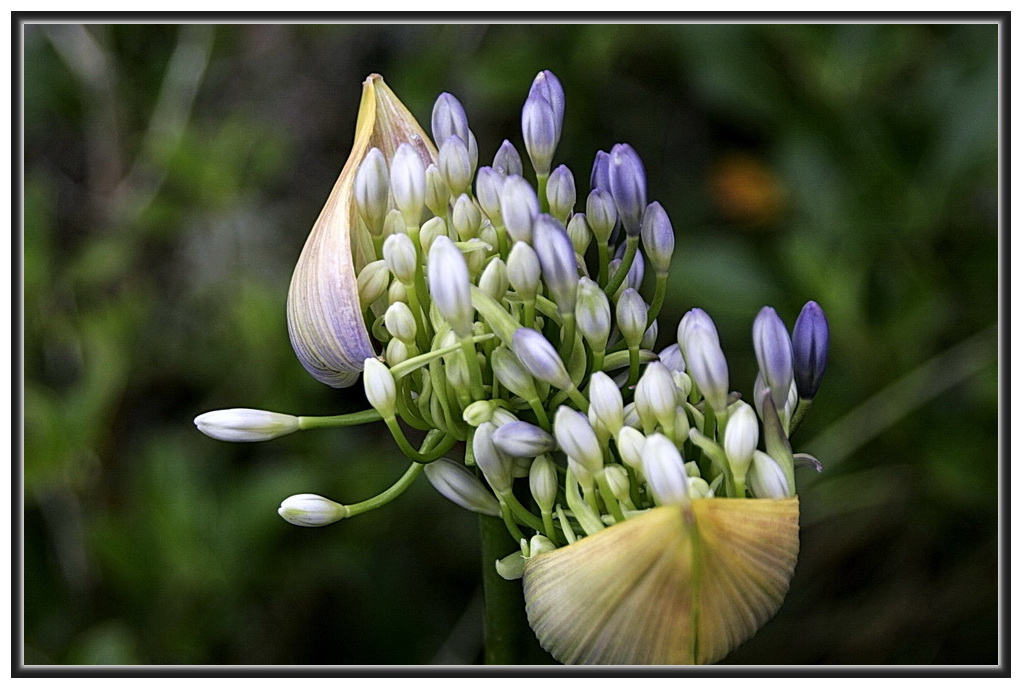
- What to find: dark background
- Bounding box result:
[22,22,1001,666]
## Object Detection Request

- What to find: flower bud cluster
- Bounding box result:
[198,71,829,551]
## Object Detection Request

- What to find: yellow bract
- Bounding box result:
[287,74,437,387]
[523,497,799,664]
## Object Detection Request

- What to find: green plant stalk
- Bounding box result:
[297,409,383,429]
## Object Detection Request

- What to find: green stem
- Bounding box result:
[604,235,639,297]
[646,272,668,328]
[344,463,424,517]
[384,416,457,463]
[297,409,383,430]
[389,332,496,379]
[537,172,549,213]
[597,241,610,286]
[596,471,626,523]
[461,335,486,400]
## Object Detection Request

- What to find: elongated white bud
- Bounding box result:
[642,433,690,507]
[278,494,348,527]
[554,406,604,478]
[511,328,572,390]
[363,357,397,417]
[424,458,501,516]
[194,409,300,443]
[428,235,474,338]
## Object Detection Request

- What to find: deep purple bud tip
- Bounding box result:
[792,301,829,399]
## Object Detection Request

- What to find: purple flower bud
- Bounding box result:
[491,345,539,401]
[522,93,560,176]
[428,235,474,338]
[608,143,647,236]
[493,139,524,177]
[585,189,617,243]
[528,70,565,140]
[501,175,540,244]
[493,420,557,458]
[590,150,611,192]
[511,327,572,390]
[792,300,829,399]
[432,92,470,143]
[532,214,579,314]
[547,164,576,222]
[438,135,473,196]
[677,308,721,351]
[640,201,674,274]
[753,306,794,411]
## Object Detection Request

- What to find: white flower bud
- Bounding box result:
[501,175,540,244]
[507,241,542,299]
[424,458,501,517]
[428,235,474,338]
[391,142,427,228]
[554,406,604,478]
[587,371,624,437]
[356,260,390,308]
[491,346,540,401]
[354,147,389,232]
[511,328,572,390]
[566,213,592,256]
[615,426,646,474]
[478,258,510,301]
[681,320,729,414]
[473,422,513,494]
[748,450,790,499]
[529,454,558,512]
[602,464,631,503]
[383,233,418,285]
[724,401,759,479]
[493,421,556,458]
[452,193,482,241]
[493,139,524,177]
[194,408,299,443]
[547,164,576,223]
[363,357,397,417]
[384,337,410,366]
[424,164,452,218]
[529,534,556,557]
[419,216,448,255]
[616,288,648,348]
[475,166,505,224]
[642,433,690,507]
[384,301,417,344]
[634,361,678,432]
[576,277,611,352]
[439,134,473,196]
[278,494,348,527]
[533,214,579,314]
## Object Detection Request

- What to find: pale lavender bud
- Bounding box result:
[753,306,794,411]
[354,147,389,232]
[641,319,658,350]
[424,164,451,218]
[391,142,427,227]
[575,277,611,351]
[590,150,611,192]
[431,92,470,145]
[363,357,397,417]
[278,494,347,527]
[491,346,539,401]
[475,166,505,224]
[452,193,482,241]
[642,433,690,507]
[683,327,730,413]
[792,300,829,400]
[528,70,565,140]
[547,164,576,223]
[586,189,617,243]
[493,139,524,177]
[478,258,509,301]
[533,214,579,313]
[493,420,556,458]
[748,450,789,499]
[640,201,674,274]
[474,422,513,494]
[622,402,641,430]
[614,241,645,293]
[384,301,417,343]
[634,361,678,431]
[194,408,299,443]
[511,327,572,390]
[724,401,759,478]
[529,454,558,512]
[490,407,519,427]
[507,242,541,298]
[356,260,390,307]
[678,308,721,353]
[382,232,417,284]
[554,406,604,477]
[439,135,473,196]
[616,288,648,348]
[522,92,559,176]
[658,343,686,374]
[587,371,624,436]
[424,457,501,517]
[608,143,647,236]
[566,213,591,256]
[428,235,474,338]
[501,175,540,244]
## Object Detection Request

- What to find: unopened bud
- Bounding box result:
[642,433,690,507]
[640,201,675,274]
[724,401,759,480]
[554,406,604,478]
[587,371,624,437]
[431,92,470,146]
[391,142,427,227]
[357,260,390,308]
[473,422,513,494]
[616,426,646,474]
[533,214,579,314]
[354,147,389,233]
[748,450,790,499]
[194,408,299,443]
[424,457,500,516]
[439,135,473,196]
[418,216,448,255]
[493,139,524,177]
[478,258,510,301]
[511,328,572,390]
[424,164,452,218]
[590,149,611,192]
[792,300,829,400]
[383,232,418,284]
[278,494,348,527]
[529,454,558,512]
[501,175,540,244]
[475,166,505,225]
[452,193,482,241]
[576,278,611,352]
[491,345,540,402]
[608,143,647,236]
[585,189,617,244]
[428,236,474,338]
[507,241,541,298]
[616,288,648,348]
[566,213,591,256]
[547,164,576,223]
[634,361,678,431]
[493,420,556,458]
[363,357,397,417]
[753,306,794,411]
[384,301,417,344]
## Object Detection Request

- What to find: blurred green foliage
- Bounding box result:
[22,23,999,665]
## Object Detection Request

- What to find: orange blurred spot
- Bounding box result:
[709,153,786,227]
